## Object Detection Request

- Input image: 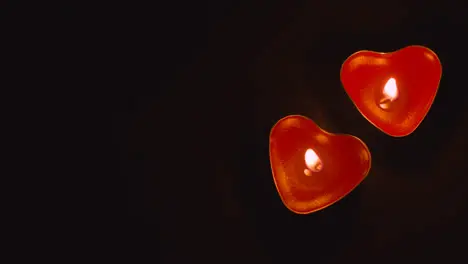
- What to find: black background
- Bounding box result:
[123,1,468,263]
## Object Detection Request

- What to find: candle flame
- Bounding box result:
[304,148,322,174]
[383,77,398,100]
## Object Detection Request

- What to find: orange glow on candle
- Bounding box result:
[383,77,398,100]
[304,148,323,175]
[378,77,399,110]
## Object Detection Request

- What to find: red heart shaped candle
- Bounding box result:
[269,115,371,214]
[340,45,442,137]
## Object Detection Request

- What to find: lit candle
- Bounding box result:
[269,115,371,214]
[304,148,323,175]
[378,77,398,110]
[340,45,442,137]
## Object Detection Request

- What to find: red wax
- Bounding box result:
[340,45,442,137]
[269,115,371,214]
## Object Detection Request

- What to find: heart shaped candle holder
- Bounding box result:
[340,45,442,137]
[269,115,371,214]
